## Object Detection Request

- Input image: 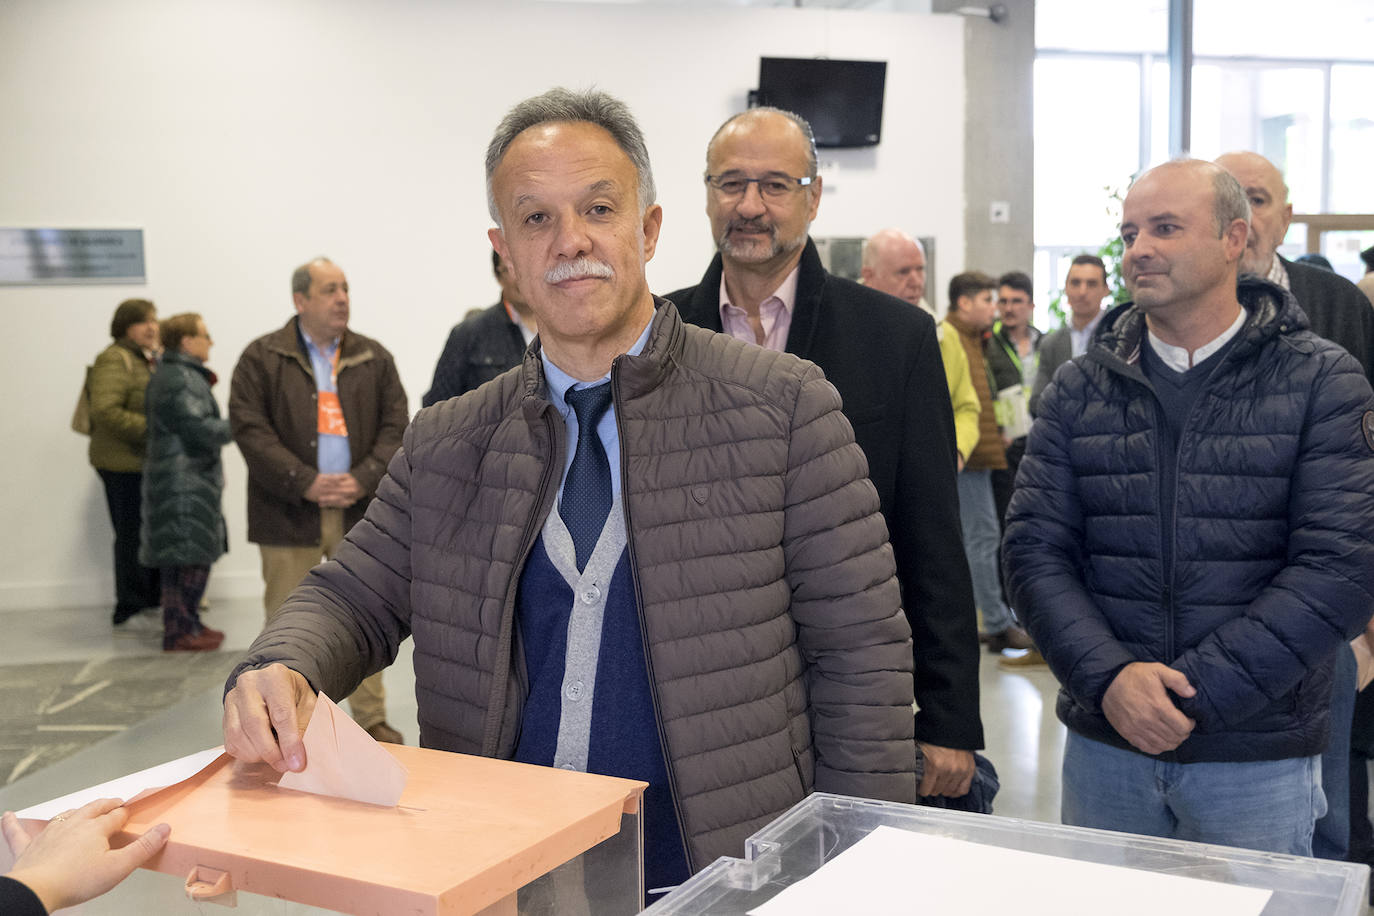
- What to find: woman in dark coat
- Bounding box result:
[139,313,231,652]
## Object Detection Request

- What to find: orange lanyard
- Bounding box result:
[317,346,349,437]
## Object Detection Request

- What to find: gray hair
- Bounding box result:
[485,88,657,225]
[1210,167,1251,238]
[706,107,819,179]
[291,257,333,296]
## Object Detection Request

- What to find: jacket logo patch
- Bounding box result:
[691,486,710,505]
[1364,411,1374,453]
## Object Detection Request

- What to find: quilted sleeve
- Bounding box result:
[1171,354,1374,729]
[158,370,230,455]
[784,365,918,803]
[88,346,145,445]
[1004,366,1138,710]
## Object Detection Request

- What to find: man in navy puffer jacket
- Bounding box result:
[1005,159,1374,856]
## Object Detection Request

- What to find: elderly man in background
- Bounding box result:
[862,228,981,468]
[1214,149,1374,863]
[1215,151,1374,383]
[229,257,409,744]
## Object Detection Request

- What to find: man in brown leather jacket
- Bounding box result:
[228,257,409,744]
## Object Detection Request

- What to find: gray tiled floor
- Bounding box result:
[0,598,417,813]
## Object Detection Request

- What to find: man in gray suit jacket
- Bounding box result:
[1030,254,1112,415]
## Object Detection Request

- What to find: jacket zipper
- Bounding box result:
[1154,396,1178,662]
[1149,350,1231,663]
[612,364,695,878]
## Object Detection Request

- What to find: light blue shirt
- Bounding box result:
[301,331,352,474]
[539,316,654,505]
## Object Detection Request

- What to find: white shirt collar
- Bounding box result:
[1146,307,1247,373]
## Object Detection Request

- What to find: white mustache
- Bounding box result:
[545,258,614,284]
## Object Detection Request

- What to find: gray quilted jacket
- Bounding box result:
[229,301,917,869]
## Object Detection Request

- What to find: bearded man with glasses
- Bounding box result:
[670,107,984,802]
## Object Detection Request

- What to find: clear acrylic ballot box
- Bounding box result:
[643,793,1369,915]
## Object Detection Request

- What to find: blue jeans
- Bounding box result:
[1314,643,1356,860]
[956,469,1014,634]
[1062,731,1326,855]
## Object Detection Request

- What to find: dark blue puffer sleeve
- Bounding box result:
[1170,353,1374,730]
[1003,363,1138,710]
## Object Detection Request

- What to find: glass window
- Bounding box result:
[1189,64,1325,214]
[1149,59,1170,167]
[1033,57,1142,249]
[1330,64,1374,214]
[1036,0,1166,53]
[1194,0,1374,61]
[1320,230,1374,287]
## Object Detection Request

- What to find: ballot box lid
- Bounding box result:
[24,745,645,916]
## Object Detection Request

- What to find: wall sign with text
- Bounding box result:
[0,228,146,285]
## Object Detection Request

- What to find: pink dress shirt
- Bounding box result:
[716,267,801,352]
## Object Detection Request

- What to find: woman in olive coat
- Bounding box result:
[87,298,161,627]
[139,313,231,651]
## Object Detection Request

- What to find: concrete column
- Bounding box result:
[931,0,1035,280]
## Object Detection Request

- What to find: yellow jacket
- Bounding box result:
[936,320,981,464]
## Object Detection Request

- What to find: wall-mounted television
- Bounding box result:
[755,57,887,149]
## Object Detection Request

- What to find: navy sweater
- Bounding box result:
[514,537,689,893]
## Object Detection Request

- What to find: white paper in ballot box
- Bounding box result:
[747,825,1273,916]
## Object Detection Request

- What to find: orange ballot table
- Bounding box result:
[19,745,647,916]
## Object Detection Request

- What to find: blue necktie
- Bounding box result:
[560,383,614,572]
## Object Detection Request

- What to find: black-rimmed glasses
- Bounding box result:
[704,173,813,199]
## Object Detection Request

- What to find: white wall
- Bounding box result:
[0,0,965,611]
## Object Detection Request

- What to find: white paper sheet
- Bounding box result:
[747,825,1273,916]
[16,746,224,819]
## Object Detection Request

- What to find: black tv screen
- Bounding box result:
[756,57,887,148]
